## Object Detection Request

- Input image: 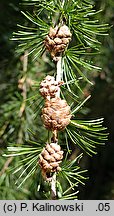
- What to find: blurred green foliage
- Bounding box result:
[0,0,114,199]
[79,0,114,200]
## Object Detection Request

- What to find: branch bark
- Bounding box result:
[51,172,57,199]
[51,57,63,199]
[0,157,13,177]
[0,52,29,177]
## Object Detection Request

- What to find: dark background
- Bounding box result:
[0,0,114,199]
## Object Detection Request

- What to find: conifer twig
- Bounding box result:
[0,53,29,177]
[56,57,62,96]
[19,51,28,118]
[0,157,13,177]
[51,172,57,200]
[51,57,63,199]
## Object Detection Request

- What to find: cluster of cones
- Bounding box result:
[38,75,71,181]
[38,25,72,181]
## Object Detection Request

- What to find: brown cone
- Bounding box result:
[38,143,63,181]
[44,25,72,59]
[41,98,71,131]
[39,75,63,99]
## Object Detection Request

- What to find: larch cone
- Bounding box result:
[44,25,72,59]
[38,143,63,181]
[41,97,72,131]
[39,75,63,99]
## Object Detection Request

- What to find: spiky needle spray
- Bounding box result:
[3,0,109,200]
[39,24,72,198]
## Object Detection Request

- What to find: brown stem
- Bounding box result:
[0,53,28,177]
[52,130,58,143]
[19,51,28,118]
[23,51,28,73]
[0,157,13,177]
